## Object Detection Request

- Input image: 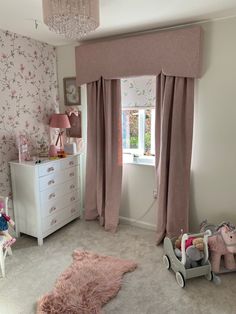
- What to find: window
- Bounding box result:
[122,108,155,156]
[121,76,156,164]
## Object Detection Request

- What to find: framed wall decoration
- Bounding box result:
[63,77,81,106]
[66,111,82,138]
[17,133,32,162]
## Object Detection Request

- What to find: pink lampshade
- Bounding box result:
[50,113,71,129]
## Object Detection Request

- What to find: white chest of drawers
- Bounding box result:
[10,155,81,245]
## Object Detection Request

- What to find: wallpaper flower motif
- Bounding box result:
[121,76,156,108]
[0,29,59,196]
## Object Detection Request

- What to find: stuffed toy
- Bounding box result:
[175,246,204,269]
[175,234,204,251]
[175,230,184,249]
[185,237,196,249]
[192,238,204,251]
[0,200,16,247]
[174,232,205,269]
[186,237,205,251]
[175,235,182,249]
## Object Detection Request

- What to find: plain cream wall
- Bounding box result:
[190,17,236,230]
[56,16,236,231]
[56,45,76,110]
[120,164,156,229]
[56,45,87,207]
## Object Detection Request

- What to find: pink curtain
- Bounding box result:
[85,78,122,232]
[155,73,194,244]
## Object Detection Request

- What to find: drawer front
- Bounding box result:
[41,190,80,218]
[38,162,60,177]
[42,201,80,233]
[60,156,79,169]
[69,202,80,216]
[65,189,80,205]
[64,166,79,182]
[40,179,78,204]
[65,179,78,194]
[42,209,68,233]
[39,172,63,191]
[40,185,61,204]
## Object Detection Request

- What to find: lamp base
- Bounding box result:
[57,149,67,158]
[49,144,58,157]
[54,130,67,158]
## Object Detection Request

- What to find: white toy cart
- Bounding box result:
[163,230,212,287]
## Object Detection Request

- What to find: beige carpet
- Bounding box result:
[1,219,236,314]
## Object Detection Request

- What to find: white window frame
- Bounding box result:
[122,108,155,158]
[150,108,155,156]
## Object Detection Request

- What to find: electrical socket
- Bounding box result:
[153,189,158,199]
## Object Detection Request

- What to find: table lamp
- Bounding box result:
[49,113,71,156]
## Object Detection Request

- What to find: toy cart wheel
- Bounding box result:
[205,271,213,281]
[176,272,185,288]
[163,255,171,270]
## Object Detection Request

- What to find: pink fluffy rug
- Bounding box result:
[37,250,137,314]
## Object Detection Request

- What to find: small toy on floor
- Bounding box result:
[0,200,16,247]
[163,230,212,287]
[200,220,236,273]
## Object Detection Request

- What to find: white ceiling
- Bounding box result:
[0,0,236,46]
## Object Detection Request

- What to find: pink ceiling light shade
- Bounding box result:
[50,113,71,150]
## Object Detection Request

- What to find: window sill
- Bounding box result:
[123,155,155,167]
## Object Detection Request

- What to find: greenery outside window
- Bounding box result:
[122,108,155,157]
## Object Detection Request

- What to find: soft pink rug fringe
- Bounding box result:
[37,250,137,314]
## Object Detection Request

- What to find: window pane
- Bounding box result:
[144,109,155,155]
[150,109,155,155]
[122,110,139,149]
[144,109,151,155]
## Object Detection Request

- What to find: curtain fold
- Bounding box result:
[85,78,122,232]
[155,73,194,244]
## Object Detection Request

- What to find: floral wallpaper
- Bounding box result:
[121,76,156,108]
[0,29,59,196]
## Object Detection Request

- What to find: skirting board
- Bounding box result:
[80,208,156,231]
[119,216,156,231]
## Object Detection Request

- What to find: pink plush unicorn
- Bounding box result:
[206,223,236,273]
